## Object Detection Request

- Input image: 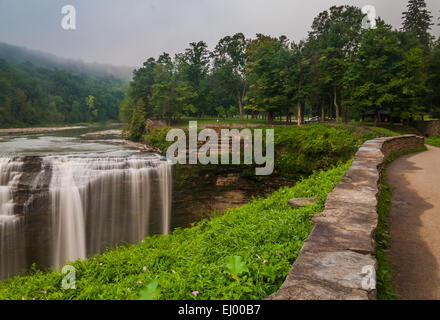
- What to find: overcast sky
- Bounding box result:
[0,0,439,68]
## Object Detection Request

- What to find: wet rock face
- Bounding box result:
[13,156,53,269]
[0,156,51,278]
[268,135,425,301]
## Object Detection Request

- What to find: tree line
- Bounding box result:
[122,0,440,140]
[0,58,126,127]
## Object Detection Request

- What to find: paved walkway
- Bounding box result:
[387,145,440,300]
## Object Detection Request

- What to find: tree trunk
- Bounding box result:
[237,91,243,121]
[268,112,273,123]
[297,102,302,127]
[321,105,325,122]
[333,87,339,123]
[341,88,348,124]
[374,110,378,127]
[328,93,333,120]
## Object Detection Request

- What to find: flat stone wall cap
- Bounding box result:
[313,208,377,229]
[301,222,375,254]
[268,278,369,300]
[287,251,376,291]
[326,186,379,208]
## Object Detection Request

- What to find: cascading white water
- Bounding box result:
[49,159,87,268]
[43,154,172,268]
[0,158,25,279]
[0,152,173,278]
[158,164,172,235]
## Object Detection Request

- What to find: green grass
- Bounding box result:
[366,124,420,137]
[367,126,400,137]
[0,162,351,300]
[425,135,440,148]
[376,162,398,300]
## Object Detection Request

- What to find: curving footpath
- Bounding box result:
[387,145,440,300]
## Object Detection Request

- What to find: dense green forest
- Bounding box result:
[0,57,126,127]
[122,1,440,140]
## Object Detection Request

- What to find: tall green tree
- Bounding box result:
[426,39,440,118]
[245,34,291,122]
[308,6,364,123]
[151,56,197,121]
[176,42,210,116]
[287,41,313,126]
[212,33,248,120]
[402,0,433,49]
[348,23,428,125]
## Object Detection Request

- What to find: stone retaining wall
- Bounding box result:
[413,120,440,137]
[267,135,425,300]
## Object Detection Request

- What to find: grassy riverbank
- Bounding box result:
[0,162,351,300]
[145,124,377,180]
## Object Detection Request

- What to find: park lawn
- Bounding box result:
[366,123,420,137]
[425,136,440,148]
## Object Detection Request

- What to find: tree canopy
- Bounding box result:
[0,58,126,127]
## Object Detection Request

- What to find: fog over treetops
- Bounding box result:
[0,0,439,67]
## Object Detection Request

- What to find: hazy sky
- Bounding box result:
[0,0,439,68]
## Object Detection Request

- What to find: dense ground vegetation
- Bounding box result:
[144,124,377,179]
[0,162,351,300]
[0,58,126,127]
[122,1,440,140]
[425,135,440,147]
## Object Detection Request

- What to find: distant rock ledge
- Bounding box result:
[80,129,123,139]
[83,139,162,153]
[0,126,87,136]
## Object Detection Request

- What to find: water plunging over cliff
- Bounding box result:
[0,158,25,279]
[0,153,172,279]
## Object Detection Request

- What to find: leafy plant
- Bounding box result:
[138,281,161,300]
[225,256,249,281]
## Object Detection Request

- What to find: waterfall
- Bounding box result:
[49,159,87,268]
[158,163,172,235]
[0,154,173,278]
[0,158,25,279]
